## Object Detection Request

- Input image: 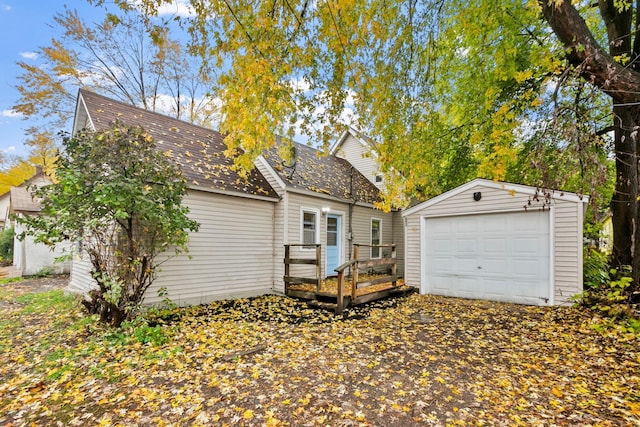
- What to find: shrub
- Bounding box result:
[0,227,14,263]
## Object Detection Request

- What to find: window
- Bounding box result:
[375,174,383,183]
[371,218,381,259]
[301,208,319,247]
[326,216,338,246]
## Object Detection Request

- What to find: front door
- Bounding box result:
[326,214,341,276]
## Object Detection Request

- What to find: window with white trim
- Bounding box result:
[371,218,382,259]
[301,208,319,248]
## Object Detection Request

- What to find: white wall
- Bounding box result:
[69,190,277,306]
[333,133,384,189]
[13,214,71,276]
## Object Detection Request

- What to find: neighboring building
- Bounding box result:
[8,168,72,276]
[0,191,10,230]
[402,179,589,306]
[69,90,403,306]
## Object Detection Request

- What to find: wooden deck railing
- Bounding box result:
[335,244,397,313]
[284,244,321,294]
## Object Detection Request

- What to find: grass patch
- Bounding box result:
[0,276,23,285]
[16,290,78,314]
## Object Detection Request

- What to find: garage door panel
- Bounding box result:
[483,216,508,233]
[482,278,507,299]
[457,260,482,274]
[513,237,547,256]
[512,258,544,277]
[430,256,453,274]
[456,217,478,233]
[482,259,508,274]
[456,238,477,253]
[483,238,506,255]
[424,211,550,305]
[431,238,452,252]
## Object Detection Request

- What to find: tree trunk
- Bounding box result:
[539,0,640,288]
[611,105,639,281]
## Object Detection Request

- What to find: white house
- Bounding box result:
[69,90,404,306]
[8,169,72,276]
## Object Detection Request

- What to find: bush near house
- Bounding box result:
[17,123,199,326]
[0,227,14,265]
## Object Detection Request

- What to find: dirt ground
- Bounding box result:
[1,276,639,426]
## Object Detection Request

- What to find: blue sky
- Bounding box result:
[0,1,107,160]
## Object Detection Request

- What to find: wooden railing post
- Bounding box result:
[284,245,290,293]
[391,244,397,287]
[336,270,344,314]
[352,244,359,300]
[315,244,321,293]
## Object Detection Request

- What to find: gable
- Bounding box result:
[402,178,588,218]
[331,129,383,188]
[76,90,279,201]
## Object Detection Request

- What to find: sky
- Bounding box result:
[0,1,110,160]
[0,1,354,163]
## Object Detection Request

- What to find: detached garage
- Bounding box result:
[403,179,588,306]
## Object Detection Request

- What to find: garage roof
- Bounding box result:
[402,178,588,217]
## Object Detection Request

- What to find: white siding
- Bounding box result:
[0,194,10,229]
[68,250,97,294]
[553,199,583,304]
[13,214,71,276]
[255,158,287,293]
[403,181,585,306]
[285,192,349,279]
[281,193,403,279]
[146,191,276,306]
[392,210,405,276]
[69,190,277,306]
[405,215,421,286]
[333,134,383,189]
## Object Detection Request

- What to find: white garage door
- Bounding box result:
[423,210,550,305]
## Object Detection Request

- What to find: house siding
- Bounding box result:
[333,134,383,189]
[403,181,585,305]
[405,215,421,286]
[146,190,275,306]
[393,210,405,276]
[69,190,276,306]
[283,192,403,279]
[553,199,583,304]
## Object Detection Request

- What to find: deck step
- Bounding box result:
[308,301,339,311]
[389,285,418,296]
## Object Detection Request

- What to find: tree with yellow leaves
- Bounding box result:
[13,6,219,136]
[104,0,637,287]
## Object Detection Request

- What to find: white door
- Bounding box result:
[423,210,550,305]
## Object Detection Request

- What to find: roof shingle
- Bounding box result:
[78,90,279,200]
[263,141,382,205]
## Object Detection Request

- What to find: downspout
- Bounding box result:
[271,201,276,291]
[348,167,356,275]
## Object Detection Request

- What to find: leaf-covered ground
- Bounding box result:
[1,278,639,426]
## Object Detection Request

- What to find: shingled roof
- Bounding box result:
[10,186,41,213]
[76,90,279,200]
[262,141,382,205]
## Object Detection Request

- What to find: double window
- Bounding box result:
[371,218,382,259]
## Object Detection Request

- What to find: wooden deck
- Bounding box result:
[284,243,415,313]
